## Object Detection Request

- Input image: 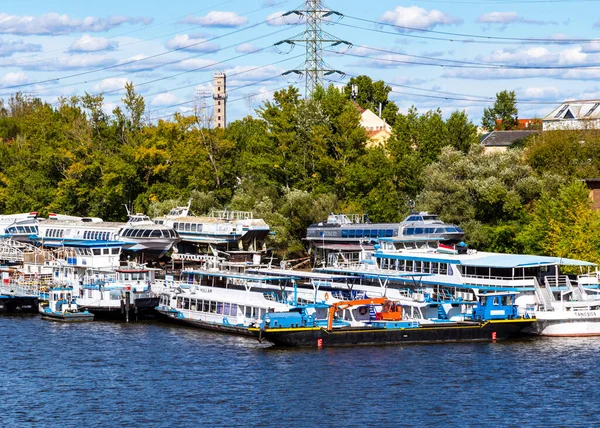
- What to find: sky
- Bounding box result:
[1,0,600,125]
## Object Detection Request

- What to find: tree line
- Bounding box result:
[2,77,600,262]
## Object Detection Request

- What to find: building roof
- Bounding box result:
[480,130,540,147]
[544,99,600,121]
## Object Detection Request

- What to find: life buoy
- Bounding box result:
[359,306,368,315]
[324,292,330,301]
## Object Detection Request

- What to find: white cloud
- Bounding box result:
[476,12,557,27]
[520,86,561,100]
[151,92,179,106]
[235,43,259,53]
[169,58,219,71]
[93,77,130,92]
[266,11,305,26]
[165,34,219,52]
[179,11,247,28]
[69,34,117,52]
[14,54,116,71]
[379,6,462,31]
[0,71,30,87]
[582,40,600,54]
[224,65,284,81]
[0,13,152,35]
[0,38,41,57]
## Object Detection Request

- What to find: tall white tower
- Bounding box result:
[213,72,227,128]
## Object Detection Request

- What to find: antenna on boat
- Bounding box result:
[123,204,131,216]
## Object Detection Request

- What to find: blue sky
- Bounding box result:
[1,0,599,125]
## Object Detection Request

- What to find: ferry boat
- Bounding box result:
[317,239,600,337]
[155,270,297,335]
[306,211,464,264]
[0,268,39,314]
[154,200,270,254]
[251,292,534,347]
[40,286,94,322]
[0,212,40,243]
[35,212,179,258]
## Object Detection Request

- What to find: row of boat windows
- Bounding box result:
[162,295,267,319]
[404,226,463,236]
[341,229,394,238]
[172,223,204,232]
[83,231,112,241]
[7,225,38,234]
[45,229,65,238]
[121,228,177,238]
[379,258,450,275]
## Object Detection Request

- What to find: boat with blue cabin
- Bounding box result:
[40,286,94,322]
[251,291,534,347]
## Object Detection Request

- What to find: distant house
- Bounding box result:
[495,118,541,130]
[358,107,392,148]
[480,130,540,153]
[543,99,600,131]
[584,179,600,210]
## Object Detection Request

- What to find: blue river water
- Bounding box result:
[2,315,599,427]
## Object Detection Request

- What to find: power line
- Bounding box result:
[1,26,296,99]
[329,49,600,70]
[344,44,600,70]
[2,11,289,91]
[0,0,244,68]
[343,15,600,45]
[150,83,290,121]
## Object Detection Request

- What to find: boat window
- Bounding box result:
[415,228,424,235]
[341,230,348,237]
[150,229,161,237]
[445,227,457,233]
[103,248,109,255]
[223,303,230,316]
[93,249,101,255]
[185,223,191,231]
[203,300,209,312]
[378,229,385,237]
[456,227,463,233]
[405,228,414,236]
[230,304,238,316]
[111,248,120,255]
[386,229,393,237]
[190,224,197,232]
[183,298,190,310]
[348,230,355,238]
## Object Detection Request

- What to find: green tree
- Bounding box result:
[481,90,519,131]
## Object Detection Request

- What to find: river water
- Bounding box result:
[1,315,599,427]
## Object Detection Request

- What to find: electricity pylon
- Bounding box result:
[275,0,351,97]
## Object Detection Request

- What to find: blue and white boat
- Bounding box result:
[40,286,94,322]
[155,270,297,335]
[317,239,600,337]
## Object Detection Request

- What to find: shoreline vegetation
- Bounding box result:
[2,77,600,263]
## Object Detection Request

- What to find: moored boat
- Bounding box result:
[251,292,535,347]
[40,286,94,322]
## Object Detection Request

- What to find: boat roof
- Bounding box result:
[247,268,356,281]
[315,266,434,280]
[33,239,124,248]
[375,250,596,267]
[180,270,299,281]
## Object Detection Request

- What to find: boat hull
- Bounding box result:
[40,311,95,322]
[156,308,256,336]
[526,315,600,337]
[255,319,534,347]
[0,296,39,314]
[80,297,159,321]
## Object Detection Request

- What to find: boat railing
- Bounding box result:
[209,210,253,221]
[0,280,40,297]
[463,274,537,282]
[535,277,555,310]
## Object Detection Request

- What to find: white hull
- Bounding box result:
[530,309,600,336]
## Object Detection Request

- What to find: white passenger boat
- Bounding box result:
[316,239,600,337]
[155,270,296,335]
[154,199,270,253]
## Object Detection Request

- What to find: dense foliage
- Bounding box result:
[1,77,600,261]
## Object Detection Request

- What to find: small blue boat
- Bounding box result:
[40,287,94,322]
